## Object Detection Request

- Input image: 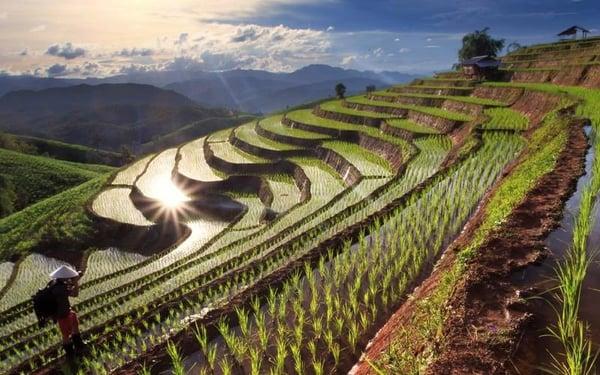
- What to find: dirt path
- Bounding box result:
[352,119,587,375]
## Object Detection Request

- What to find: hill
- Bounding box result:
[0,148,113,217]
[0,84,239,151]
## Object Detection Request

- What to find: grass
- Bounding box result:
[0,174,110,261]
[481,107,530,131]
[0,148,112,217]
[322,141,394,177]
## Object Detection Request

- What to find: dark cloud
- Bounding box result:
[19,49,27,56]
[46,42,86,59]
[115,48,154,57]
[231,27,261,43]
[174,33,189,45]
[46,64,68,77]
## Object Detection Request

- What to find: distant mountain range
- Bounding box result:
[0,84,234,152]
[0,64,420,114]
[0,64,419,152]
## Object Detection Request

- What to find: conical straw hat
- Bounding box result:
[49,265,79,279]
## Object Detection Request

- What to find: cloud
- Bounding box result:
[46,42,86,59]
[341,55,357,66]
[231,26,262,43]
[20,49,28,56]
[394,38,400,42]
[174,33,189,45]
[0,12,7,20]
[46,64,68,77]
[326,26,335,32]
[399,48,411,53]
[372,47,384,57]
[115,48,154,57]
[425,45,440,48]
[30,24,46,33]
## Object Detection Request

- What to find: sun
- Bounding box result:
[152,178,191,208]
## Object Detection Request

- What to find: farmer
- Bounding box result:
[48,265,87,359]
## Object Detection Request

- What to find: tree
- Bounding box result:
[335,83,346,99]
[458,27,505,62]
[506,42,523,54]
[366,85,376,94]
[119,145,135,164]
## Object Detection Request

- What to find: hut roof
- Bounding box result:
[558,25,590,36]
[461,55,500,68]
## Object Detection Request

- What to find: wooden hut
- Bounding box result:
[460,55,500,80]
[558,26,590,40]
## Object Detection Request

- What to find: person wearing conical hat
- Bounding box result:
[48,265,87,360]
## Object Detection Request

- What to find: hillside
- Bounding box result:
[0,148,113,217]
[0,84,239,151]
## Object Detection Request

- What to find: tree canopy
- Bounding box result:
[335,83,346,99]
[458,28,505,62]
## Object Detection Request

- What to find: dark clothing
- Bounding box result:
[49,280,75,320]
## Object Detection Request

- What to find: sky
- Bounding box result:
[0,0,598,78]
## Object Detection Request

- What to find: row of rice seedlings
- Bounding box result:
[230,197,266,230]
[177,137,224,182]
[235,123,300,151]
[2,133,437,369]
[389,84,474,93]
[175,131,523,375]
[0,160,349,357]
[371,90,508,107]
[285,109,414,154]
[0,254,70,312]
[2,131,458,372]
[319,100,396,119]
[481,107,530,131]
[322,141,394,177]
[545,128,600,375]
[0,133,438,344]
[91,187,155,226]
[259,115,328,140]
[209,140,269,164]
[345,95,474,122]
[110,154,154,186]
[0,133,440,362]
[267,175,301,213]
[386,118,441,134]
[78,248,147,285]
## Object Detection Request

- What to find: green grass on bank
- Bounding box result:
[372,90,508,107]
[0,174,110,261]
[0,149,114,217]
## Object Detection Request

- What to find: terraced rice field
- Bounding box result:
[2,38,600,375]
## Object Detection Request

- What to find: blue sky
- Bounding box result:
[0,0,597,77]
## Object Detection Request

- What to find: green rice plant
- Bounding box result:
[481,107,529,131]
[345,96,474,122]
[166,341,184,375]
